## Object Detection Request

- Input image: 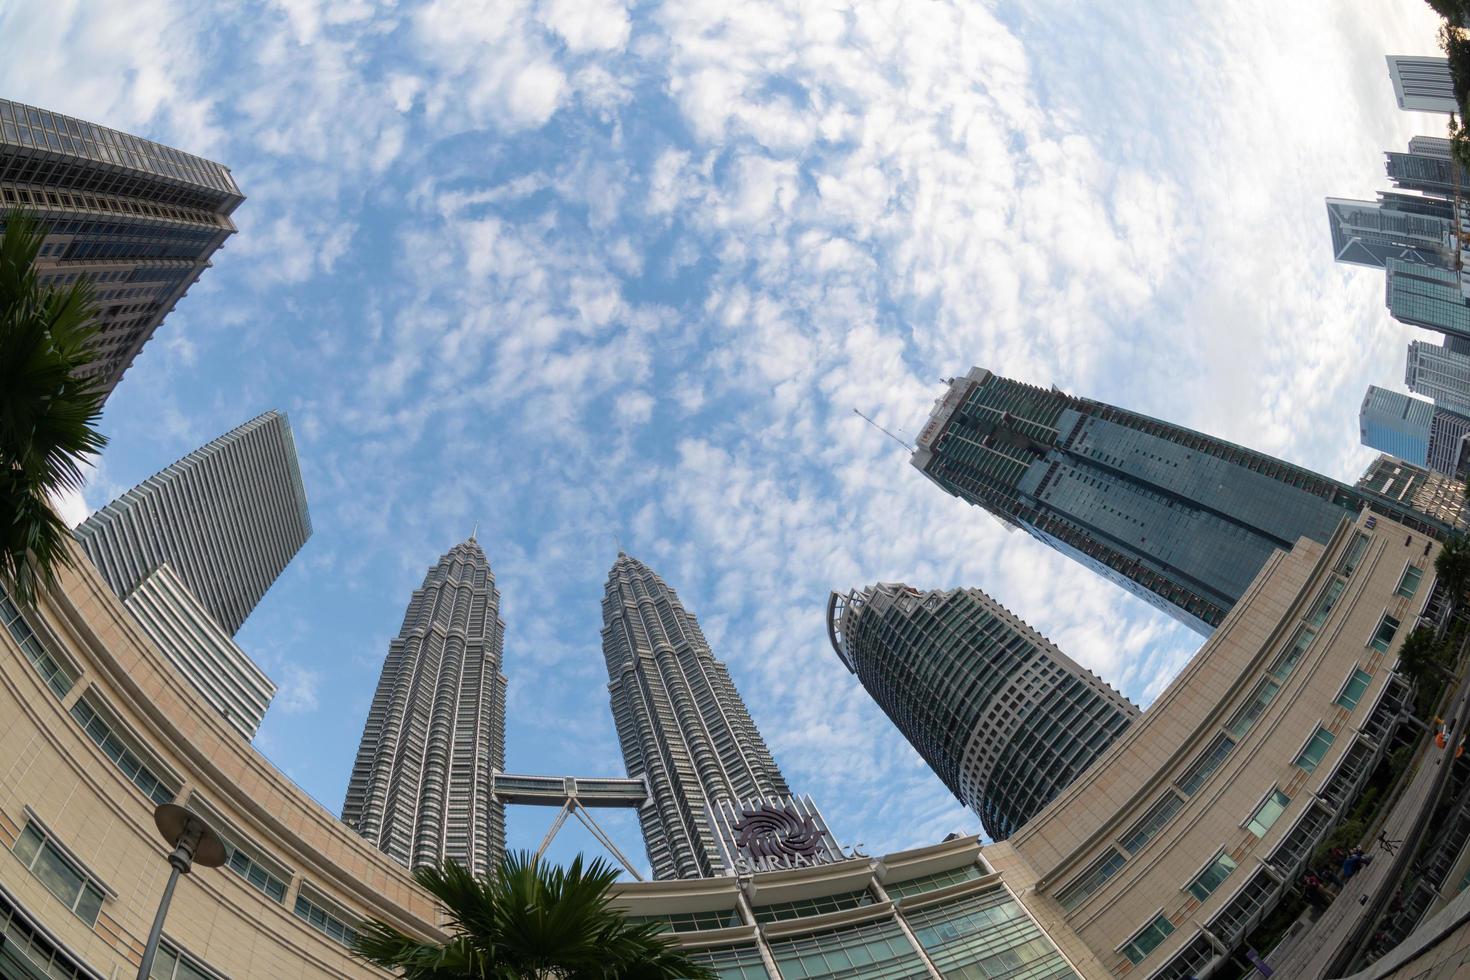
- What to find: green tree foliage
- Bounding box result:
[1399,627,1452,691]
[1436,533,1470,603]
[352,851,716,980]
[1429,0,1470,28]
[1444,24,1470,112]
[0,213,107,605]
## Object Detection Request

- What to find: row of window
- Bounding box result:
[1111,551,1417,966]
[1,590,74,696]
[1060,547,1398,957]
[3,587,363,956]
[294,894,361,948]
[70,697,177,806]
[12,821,105,926]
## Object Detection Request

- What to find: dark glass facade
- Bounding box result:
[827,584,1137,840]
[911,369,1447,634]
[0,98,243,399]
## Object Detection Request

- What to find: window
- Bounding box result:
[1396,565,1424,598]
[1336,669,1373,711]
[627,908,743,932]
[768,917,928,980]
[12,822,105,926]
[885,864,983,899]
[1370,614,1401,653]
[183,796,289,904]
[1121,913,1175,965]
[149,940,216,980]
[1120,793,1185,854]
[70,698,176,805]
[1187,851,1238,901]
[1246,790,1291,838]
[1,589,74,696]
[1226,678,1280,739]
[1177,735,1235,796]
[1336,532,1370,575]
[1307,580,1346,627]
[1294,727,1336,774]
[294,893,361,948]
[226,844,288,903]
[1056,849,1125,911]
[753,889,872,923]
[686,943,770,980]
[1269,627,1316,681]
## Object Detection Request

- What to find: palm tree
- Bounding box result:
[0,213,107,605]
[1436,532,1470,607]
[352,851,716,980]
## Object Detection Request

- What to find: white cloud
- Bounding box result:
[21,0,1449,862]
[275,663,322,714]
[540,0,631,53]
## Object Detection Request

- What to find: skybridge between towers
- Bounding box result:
[491,773,650,880]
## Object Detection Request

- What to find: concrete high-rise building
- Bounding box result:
[911,368,1391,636]
[342,538,507,878]
[75,410,311,636]
[1387,55,1460,113]
[827,584,1138,840]
[1325,196,1456,270]
[1407,337,1470,416]
[0,99,243,400]
[124,563,276,739]
[601,554,795,879]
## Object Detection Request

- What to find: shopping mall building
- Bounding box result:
[0,511,1459,979]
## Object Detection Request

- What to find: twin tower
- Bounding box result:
[84,365,1429,880]
[339,542,803,880]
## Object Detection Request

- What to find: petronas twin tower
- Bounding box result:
[603,554,793,878]
[344,542,801,879]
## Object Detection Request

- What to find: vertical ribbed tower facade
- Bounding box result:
[0,98,243,400]
[602,554,791,879]
[342,538,507,877]
[911,368,1450,635]
[75,410,311,635]
[827,584,1138,841]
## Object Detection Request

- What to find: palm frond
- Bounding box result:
[350,851,718,980]
[0,212,108,604]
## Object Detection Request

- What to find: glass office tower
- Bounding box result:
[0,98,243,400]
[911,368,1404,635]
[827,583,1138,840]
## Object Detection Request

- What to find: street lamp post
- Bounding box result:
[137,803,226,980]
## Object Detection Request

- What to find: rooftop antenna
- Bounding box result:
[470,520,478,541]
[854,408,914,453]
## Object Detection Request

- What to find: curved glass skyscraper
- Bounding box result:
[827,583,1138,840]
[601,554,792,878]
[343,538,507,877]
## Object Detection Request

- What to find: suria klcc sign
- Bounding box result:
[708,795,865,874]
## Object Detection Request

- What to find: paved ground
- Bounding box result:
[1264,671,1470,979]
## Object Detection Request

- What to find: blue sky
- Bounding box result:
[0,0,1449,874]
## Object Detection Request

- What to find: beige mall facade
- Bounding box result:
[989,510,1435,978]
[0,511,1446,979]
[0,544,444,978]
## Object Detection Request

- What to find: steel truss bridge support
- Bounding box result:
[491,774,649,881]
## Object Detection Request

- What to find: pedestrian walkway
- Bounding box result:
[1266,695,1469,977]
